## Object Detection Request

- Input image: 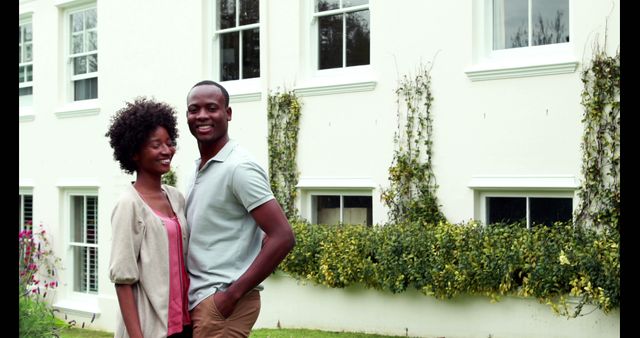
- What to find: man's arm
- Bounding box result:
[213,199,295,317]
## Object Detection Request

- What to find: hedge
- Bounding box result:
[279,221,619,318]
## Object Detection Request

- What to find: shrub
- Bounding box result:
[279,220,619,318]
[19,223,65,337]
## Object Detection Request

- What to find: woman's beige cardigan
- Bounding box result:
[109,184,189,338]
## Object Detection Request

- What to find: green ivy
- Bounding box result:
[381,63,446,225]
[574,45,620,232]
[161,167,177,187]
[267,90,301,220]
[280,221,619,318]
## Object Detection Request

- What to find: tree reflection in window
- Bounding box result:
[316,0,369,69]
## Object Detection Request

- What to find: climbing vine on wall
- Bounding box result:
[574,44,620,231]
[381,63,446,225]
[267,90,301,221]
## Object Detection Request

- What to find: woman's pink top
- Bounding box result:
[154,211,191,336]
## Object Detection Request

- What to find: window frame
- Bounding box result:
[62,188,99,295]
[312,1,370,71]
[19,18,34,103]
[65,3,98,102]
[309,192,373,226]
[469,175,578,228]
[492,0,570,51]
[210,0,262,97]
[19,187,34,232]
[295,0,375,97]
[465,0,577,81]
[297,177,376,226]
[480,191,575,229]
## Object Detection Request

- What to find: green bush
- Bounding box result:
[280,221,619,318]
[19,290,66,338]
[19,225,66,337]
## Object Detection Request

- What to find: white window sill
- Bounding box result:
[56,178,101,187]
[19,5,34,15]
[295,66,377,97]
[220,78,262,103]
[20,178,35,187]
[54,99,100,119]
[19,107,35,122]
[465,60,578,81]
[54,0,95,8]
[465,47,579,81]
[53,298,101,317]
[468,175,578,190]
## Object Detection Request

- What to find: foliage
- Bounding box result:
[251,328,407,338]
[280,220,619,318]
[19,223,65,337]
[161,167,178,187]
[381,63,446,225]
[19,295,67,338]
[574,45,620,232]
[267,89,301,221]
[19,224,97,337]
[59,327,114,338]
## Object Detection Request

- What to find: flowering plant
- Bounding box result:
[19,222,61,299]
[19,222,65,337]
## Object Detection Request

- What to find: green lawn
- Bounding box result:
[59,327,408,338]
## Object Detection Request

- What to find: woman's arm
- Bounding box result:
[115,283,144,338]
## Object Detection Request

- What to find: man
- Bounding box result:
[184,80,296,337]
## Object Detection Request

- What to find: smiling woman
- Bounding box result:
[105,97,192,338]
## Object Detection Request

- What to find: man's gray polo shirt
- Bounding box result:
[185,139,274,310]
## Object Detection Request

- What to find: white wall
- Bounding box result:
[256,272,619,338]
[19,0,620,335]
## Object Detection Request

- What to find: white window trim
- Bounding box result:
[297,176,376,189]
[53,297,101,318]
[60,2,99,104]
[306,190,374,225]
[209,0,264,101]
[58,187,100,300]
[20,178,35,187]
[20,107,36,122]
[19,187,34,230]
[468,175,577,227]
[54,99,100,119]
[223,78,262,103]
[296,1,376,97]
[19,3,34,15]
[312,2,369,69]
[294,65,377,97]
[19,18,34,91]
[479,191,575,229]
[297,177,375,225]
[19,14,34,113]
[468,175,578,190]
[19,187,33,197]
[466,0,577,81]
[56,178,101,188]
[54,0,95,7]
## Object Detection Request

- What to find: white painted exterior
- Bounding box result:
[19,0,619,336]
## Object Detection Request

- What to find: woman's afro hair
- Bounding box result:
[105,97,179,174]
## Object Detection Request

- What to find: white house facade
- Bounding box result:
[19,0,619,337]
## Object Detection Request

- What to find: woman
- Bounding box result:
[106,97,191,338]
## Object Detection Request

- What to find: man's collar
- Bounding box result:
[196,139,238,168]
